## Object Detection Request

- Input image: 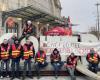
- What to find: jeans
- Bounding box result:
[1,60,10,76]
[88,63,98,73]
[35,62,48,77]
[67,67,76,80]
[23,59,32,77]
[11,59,20,77]
[51,61,63,76]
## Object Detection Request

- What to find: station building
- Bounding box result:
[0,0,66,37]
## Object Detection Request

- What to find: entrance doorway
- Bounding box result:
[6,22,19,36]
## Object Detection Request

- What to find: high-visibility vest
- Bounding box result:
[36,51,46,63]
[23,45,34,59]
[12,44,21,58]
[67,57,77,67]
[1,44,10,60]
[87,53,99,63]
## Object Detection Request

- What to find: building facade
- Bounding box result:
[0,0,62,37]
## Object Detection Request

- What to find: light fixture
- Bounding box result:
[37,21,40,25]
[17,18,22,20]
[0,3,7,11]
[47,24,49,26]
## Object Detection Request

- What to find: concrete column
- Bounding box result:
[17,19,22,37]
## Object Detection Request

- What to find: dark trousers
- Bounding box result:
[51,61,63,76]
[1,60,10,77]
[23,59,32,77]
[35,62,48,77]
[19,34,31,42]
[11,59,20,77]
[88,63,98,73]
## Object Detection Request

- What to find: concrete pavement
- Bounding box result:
[0,76,93,80]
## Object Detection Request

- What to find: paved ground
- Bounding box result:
[0,76,93,80]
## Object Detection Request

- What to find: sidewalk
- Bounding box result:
[0,76,92,80]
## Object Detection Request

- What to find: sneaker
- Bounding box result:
[6,75,9,78]
[28,76,33,79]
[10,77,14,80]
[0,76,3,79]
[55,75,58,79]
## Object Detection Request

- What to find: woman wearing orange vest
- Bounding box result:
[0,39,10,79]
[64,53,77,80]
[22,39,35,79]
[86,49,100,73]
[10,39,23,80]
[35,48,48,79]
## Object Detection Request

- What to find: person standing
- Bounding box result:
[86,49,100,73]
[50,48,63,78]
[35,48,48,79]
[8,34,18,45]
[22,39,35,79]
[10,39,23,80]
[64,53,77,80]
[0,39,10,78]
[20,20,36,41]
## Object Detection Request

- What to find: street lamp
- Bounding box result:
[95,3,100,40]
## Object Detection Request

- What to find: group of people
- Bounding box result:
[0,38,77,80]
[1,37,99,80]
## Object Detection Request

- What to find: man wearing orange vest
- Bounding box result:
[0,39,10,79]
[35,48,48,79]
[10,39,23,80]
[86,49,100,73]
[22,39,35,79]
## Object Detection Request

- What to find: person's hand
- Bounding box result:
[42,62,44,64]
[35,62,38,65]
[54,59,58,62]
[57,63,60,66]
[64,63,67,67]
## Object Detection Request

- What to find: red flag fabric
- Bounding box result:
[45,26,72,36]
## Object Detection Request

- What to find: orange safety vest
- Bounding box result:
[1,44,10,60]
[88,53,99,63]
[67,57,77,67]
[12,44,21,58]
[23,45,34,59]
[36,51,46,63]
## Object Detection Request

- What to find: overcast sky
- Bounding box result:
[60,0,100,32]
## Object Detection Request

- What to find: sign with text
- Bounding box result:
[40,36,100,56]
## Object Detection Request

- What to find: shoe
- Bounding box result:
[28,76,33,79]
[0,76,3,79]
[6,75,9,78]
[37,76,40,79]
[16,76,20,79]
[55,75,58,79]
[10,77,15,80]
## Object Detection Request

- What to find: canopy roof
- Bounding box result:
[2,6,65,26]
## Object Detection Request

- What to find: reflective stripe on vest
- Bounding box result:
[12,44,21,58]
[23,45,33,59]
[1,45,10,59]
[36,52,45,62]
[1,52,9,59]
[88,53,98,62]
